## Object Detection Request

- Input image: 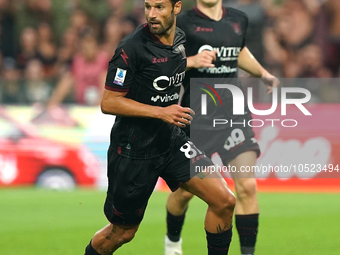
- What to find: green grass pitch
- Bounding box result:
[0,188,339,255]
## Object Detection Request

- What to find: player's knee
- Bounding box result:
[118,230,136,245]
[225,192,236,211]
[108,230,136,250]
[170,188,193,206]
[178,189,194,202]
[237,179,257,199]
[98,226,137,252]
[216,190,236,213]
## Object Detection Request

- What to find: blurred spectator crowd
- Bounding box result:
[0,0,144,107]
[0,0,340,107]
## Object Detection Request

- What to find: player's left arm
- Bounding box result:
[238,46,280,94]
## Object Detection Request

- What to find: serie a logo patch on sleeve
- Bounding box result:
[113,68,127,86]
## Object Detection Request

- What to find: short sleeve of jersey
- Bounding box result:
[176,12,186,30]
[240,10,248,49]
[105,41,137,92]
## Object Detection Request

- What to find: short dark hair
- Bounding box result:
[169,0,181,6]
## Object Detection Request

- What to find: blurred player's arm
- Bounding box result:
[238,47,280,93]
[96,71,107,106]
[186,50,217,70]
[101,89,193,127]
[47,71,74,108]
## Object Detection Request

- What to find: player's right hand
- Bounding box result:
[261,72,280,94]
[160,104,195,127]
[187,50,217,69]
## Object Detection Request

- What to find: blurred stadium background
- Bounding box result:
[0,0,340,254]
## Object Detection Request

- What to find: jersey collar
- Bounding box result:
[143,23,164,45]
[193,6,227,20]
[143,23,184,48]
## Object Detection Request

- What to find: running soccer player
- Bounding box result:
[164,1,280,255]
[84,1,236,255]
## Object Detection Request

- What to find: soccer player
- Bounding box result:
[164,1,280,255]
[84,1,236,255]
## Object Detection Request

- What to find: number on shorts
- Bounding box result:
[180,141,202,159]
[223,128,246,150]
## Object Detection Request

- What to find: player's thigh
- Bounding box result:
[226,151,258,196]
[170,186,194,202]
[161,135,234,207]
[227,150,257,179]
[161,134,213,192]
[217,118,260,164]
[105,151,160,225]
[181,173,235,208]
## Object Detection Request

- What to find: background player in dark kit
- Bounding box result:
[84,1,236,255]
[164,1,280,255]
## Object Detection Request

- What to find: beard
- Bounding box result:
[147,11,175,36]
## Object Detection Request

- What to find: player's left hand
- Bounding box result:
[261,72,280,94]
[160,104,195,127]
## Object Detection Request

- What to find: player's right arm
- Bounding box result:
[101,89,193,127]
[186,50,217,70]
[238,47,280,94]
[104,37,193,127]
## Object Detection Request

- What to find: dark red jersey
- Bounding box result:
[105,24,187,159]
[177,7,249,130]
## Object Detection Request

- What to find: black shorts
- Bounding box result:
[104,132,212,225]
[190,117,260,162]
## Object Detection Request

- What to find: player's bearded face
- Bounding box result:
[147,11,175,35]
[145,1,176,36]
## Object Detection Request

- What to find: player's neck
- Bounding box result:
[155,26,176,46]
[196,2,223,21]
